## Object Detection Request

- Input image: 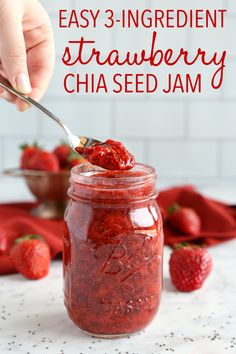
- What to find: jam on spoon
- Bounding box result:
[76,139,135,171]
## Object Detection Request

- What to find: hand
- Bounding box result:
[0,0,55,111]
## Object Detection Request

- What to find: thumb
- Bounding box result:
[0,4,31,94]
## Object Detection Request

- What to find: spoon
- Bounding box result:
[0,81,101,151]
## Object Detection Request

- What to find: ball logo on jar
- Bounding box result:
[91,233,161,282]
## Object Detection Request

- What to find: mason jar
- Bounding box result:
[63,163,163,338]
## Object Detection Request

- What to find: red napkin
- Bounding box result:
[0,203,63,275]
[158,185,236,247]
[1,186,236,275]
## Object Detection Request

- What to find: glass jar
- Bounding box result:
[63,163,163,338]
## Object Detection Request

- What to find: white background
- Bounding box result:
[0,0,235,189]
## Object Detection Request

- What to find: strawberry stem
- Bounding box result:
[19,142,40,150]
[173,242,204,250]
[68,150,85,161]
[14,235,43,244]
[167,203,180,216]
[60,140,69,146]
[20,143,29,150]
[174,242,190,250]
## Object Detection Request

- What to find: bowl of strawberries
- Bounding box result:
[4,142,86,219]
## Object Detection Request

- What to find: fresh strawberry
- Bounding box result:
[10,235,50,280]
[53,143,71,169]
[20,143,40,169]
[168,203,201,236]
[68,158,82,168]
[29,150,59,172]
[67,151,87,169]
[169,243,212,292]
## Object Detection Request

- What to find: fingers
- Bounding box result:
[0,90,14,102]
[0,0,55,111]
[0,1,31,95]
[16,33,55,111]
[0,74,17,104]
[15,97,30,112]
[26,31,55,103]
[23,1,55,103]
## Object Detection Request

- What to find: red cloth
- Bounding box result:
[158,185,236,247]
[1,186,236,274]
[0,203,63,275]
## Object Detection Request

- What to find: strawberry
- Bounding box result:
[53,143,71,169]
[10,235,50,280]
[68,157,82,168]
[168,203,201,236]
[67,151,87,169]
[169,243,212,292]
[20,143,40,169]
[29,150,59,172]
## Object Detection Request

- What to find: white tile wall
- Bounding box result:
[39,1,73,15]
[114,101,185,137]
[224,59,236,98]
[46,56,75,97]
[190,16,236,57]
[39,99,112,138]
[150,0,224,10]
[0,100,39,136]
[0,0,235,188]
[71,0,149,12]
[188,102,236,138]
[148,141,218,177]
[221,142,236,176]
[226,0,236,14]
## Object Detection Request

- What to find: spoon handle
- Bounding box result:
[0,81,99,151]
[0,81,69,134]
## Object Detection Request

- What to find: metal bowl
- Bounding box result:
[3,168,71,219]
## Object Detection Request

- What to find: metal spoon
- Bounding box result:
[0,81,101,151]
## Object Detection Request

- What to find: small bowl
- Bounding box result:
[3,168,71,219]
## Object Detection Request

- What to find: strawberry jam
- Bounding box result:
[75,139,135,170]
[64,163,163,337]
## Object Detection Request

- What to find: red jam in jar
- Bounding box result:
[63,163,163,337]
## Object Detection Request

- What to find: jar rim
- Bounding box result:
[70,162,157,188]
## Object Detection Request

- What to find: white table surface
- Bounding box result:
[0,177,236,354]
